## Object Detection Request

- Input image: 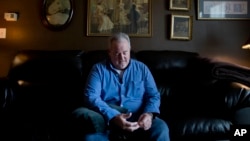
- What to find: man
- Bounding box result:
[83,32,170,141]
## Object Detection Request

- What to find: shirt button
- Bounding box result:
[120,104,123,107]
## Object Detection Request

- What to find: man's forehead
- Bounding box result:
[111,48,130,52]
[111,38,129,44]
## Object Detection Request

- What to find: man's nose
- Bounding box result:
[118,54,125,60]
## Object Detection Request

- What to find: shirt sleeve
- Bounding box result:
[84,64,120,122]
[142,65,161,115]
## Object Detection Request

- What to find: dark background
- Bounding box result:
[0,0,250,77]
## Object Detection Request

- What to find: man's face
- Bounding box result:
[109,39,131,70]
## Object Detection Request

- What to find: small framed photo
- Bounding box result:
[169,0,191,11]
[170,14,192,40]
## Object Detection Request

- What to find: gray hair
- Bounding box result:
[108,32,131,49]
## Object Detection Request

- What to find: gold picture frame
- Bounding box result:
[170,14,192,40]
[87,0,152,37]
[169,0,191,11]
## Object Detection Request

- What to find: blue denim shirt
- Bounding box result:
[84,59,160,121]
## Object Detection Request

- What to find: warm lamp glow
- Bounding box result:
[242,43,250,49]
[242,37,250,49]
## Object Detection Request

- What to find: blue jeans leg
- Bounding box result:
[120,117,170,141]
[148,117,170,141]
[83,132,109,141]
[83,117,170,141]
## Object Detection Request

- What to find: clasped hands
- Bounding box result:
[111,112,153,132]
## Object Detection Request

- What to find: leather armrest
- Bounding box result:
[234,107,250,125]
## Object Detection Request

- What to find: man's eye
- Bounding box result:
[114,53,119,56]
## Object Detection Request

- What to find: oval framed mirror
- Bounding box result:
[41,0,74,31]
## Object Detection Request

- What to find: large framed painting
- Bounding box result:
[87,0,152,37]
[198,0,250,20]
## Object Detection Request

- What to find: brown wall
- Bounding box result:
[0,0,250,77]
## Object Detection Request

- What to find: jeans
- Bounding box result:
[83,117,170,141]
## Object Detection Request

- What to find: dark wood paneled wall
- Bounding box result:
[0,0,250,77]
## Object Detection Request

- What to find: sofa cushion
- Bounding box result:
[170,118,231,140]
[135,50,199,86]
[8,50,84,84]
[177,118,231,135]
[8,50,85,110]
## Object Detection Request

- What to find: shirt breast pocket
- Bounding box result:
[126,81,144,99]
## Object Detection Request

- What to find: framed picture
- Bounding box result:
[41,0,74,31]
[169,0,191,11]
[87,0,152,37]
[198,0,250,20]
[170,14,192,40]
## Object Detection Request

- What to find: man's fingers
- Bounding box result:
[129,125,140,132]
[122,121,139,132]
[122,112,132,119]
[124,123,140,132]
[138,117,148,126]
[138,117,152,130]
[125,121,138,127]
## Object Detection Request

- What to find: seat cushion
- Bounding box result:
[171,118,232,139]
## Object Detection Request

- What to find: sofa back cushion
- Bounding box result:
[8,50,85,119]
[135,50,228,122]
[8,50,83,84]
[136,50,199,86]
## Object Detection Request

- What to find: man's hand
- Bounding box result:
[138,113,153,130]
[111,113,140,132]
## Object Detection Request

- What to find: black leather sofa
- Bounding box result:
[1,50,250,141]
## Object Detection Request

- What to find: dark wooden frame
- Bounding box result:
[41,0,74,31]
